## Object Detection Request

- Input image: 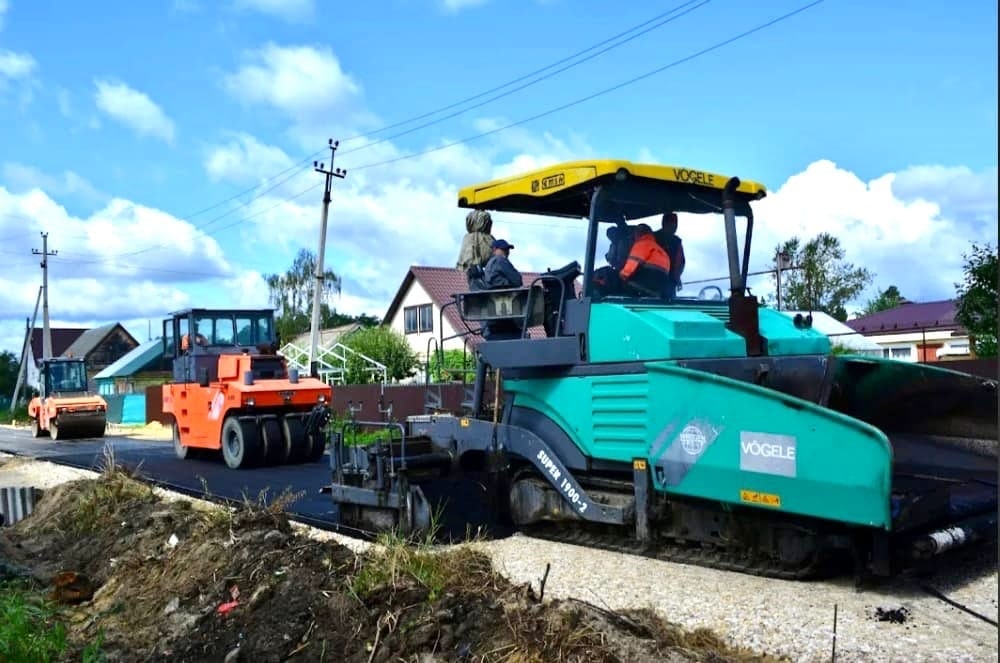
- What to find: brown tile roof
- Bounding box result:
[63,322,138,359]
[28,327,87,360]
[846,299,965,335]
[384,266,581,348]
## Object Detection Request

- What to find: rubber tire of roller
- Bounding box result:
[172,422,191,460]
[221,416,264,469]
[282,416,309,464]
[303,429,324,462]
[31,417,45,438]
[260,417,286,465]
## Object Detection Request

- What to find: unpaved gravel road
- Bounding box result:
[2,450,996,662]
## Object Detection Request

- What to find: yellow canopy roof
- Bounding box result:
[457,159,767,220]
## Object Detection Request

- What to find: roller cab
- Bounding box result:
[161,308,333,469]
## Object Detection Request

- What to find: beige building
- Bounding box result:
[846,299,972,362]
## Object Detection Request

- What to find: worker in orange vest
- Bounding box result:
[619,224,672,298]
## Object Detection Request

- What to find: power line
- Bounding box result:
[348,0,827,173]
[341,0,710,143]
[4,1,826,286]
[336,0,710,157]
[84,1,713,241]
[0,183,322,280]
[112,165,314,260]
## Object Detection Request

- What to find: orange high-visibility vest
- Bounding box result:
[620,233,671,279]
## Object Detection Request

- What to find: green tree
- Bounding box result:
[263,249,381,344]
[340,326,419,384]
[773,233,873,321]
[862,285,906,316]
[0,351,21,409]
[954,242,998,357]
[427,348,476,383]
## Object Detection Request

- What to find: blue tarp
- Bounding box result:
[104,394,146,425]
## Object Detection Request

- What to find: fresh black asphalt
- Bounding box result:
[0,426,345,531]
[0,426,501,540]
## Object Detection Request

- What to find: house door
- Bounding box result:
[916,343,942,362]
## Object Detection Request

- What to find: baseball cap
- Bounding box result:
[491,239,514,250]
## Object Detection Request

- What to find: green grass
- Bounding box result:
[0,579,69,663]
[348,531,493,603]
[0,579,108,663]
[329,416,401,447]
[6,403,31,424]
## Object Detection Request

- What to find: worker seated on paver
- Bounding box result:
[480,239,524,340]
[653,211,686,297]
[593,220,633,297]
[619,224,672,299]
[483,239,523,289]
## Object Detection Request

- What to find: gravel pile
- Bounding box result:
[476,534,998,662]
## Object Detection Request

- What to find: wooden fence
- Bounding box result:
[143,380,493,425]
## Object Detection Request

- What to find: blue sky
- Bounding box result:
[0,0,997,354]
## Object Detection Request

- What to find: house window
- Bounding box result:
[884,346,911,360]
[403,304,433,334]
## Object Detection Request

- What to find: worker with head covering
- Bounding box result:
[456,209,496,285]
[483,239,523,289]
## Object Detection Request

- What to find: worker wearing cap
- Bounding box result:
[483,239,523,289]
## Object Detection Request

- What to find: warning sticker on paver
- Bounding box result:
[739,489,782,508]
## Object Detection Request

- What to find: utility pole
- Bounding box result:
[32,232,57,360]
[308,138,347,378]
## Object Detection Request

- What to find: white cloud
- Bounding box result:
[204,132,295,185]
[93,79,176,144]
[738,160,998,306]
[212,123,997,322]
[222,43,368,146]
[440,0,488,11]
[2,162,105,206]
[891,164,998,228]
[198,126,593,319]
[0,48,38,109]
[232,0,314,22]
[0,49,35,82]
[171,0,201,13]
[0,182,237,349]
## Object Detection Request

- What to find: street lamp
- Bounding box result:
[775,251,793,311]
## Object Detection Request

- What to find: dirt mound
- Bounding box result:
[0,470,774,662]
